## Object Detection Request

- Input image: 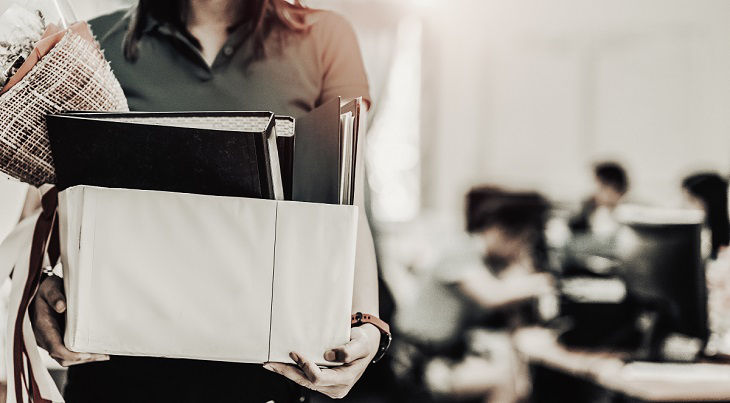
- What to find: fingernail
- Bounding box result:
[324,350,335,361]
[55,301,66,313]
[263,364,274,372]
[95,355,110,362]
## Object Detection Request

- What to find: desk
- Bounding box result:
[514,327,730,402]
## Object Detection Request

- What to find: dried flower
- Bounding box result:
[0,5,46,87]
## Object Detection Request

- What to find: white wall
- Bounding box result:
[419,0,730,215]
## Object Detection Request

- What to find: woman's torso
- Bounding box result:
[91,8,370,115]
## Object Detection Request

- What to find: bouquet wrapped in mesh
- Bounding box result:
[0,10,129,186]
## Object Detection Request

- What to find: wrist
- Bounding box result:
[351,312,391,363]
[360,323,381,358]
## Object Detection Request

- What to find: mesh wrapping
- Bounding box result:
[0,31,129,186]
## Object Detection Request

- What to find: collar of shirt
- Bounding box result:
[141,14,252,81]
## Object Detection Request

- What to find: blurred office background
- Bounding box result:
[1,0,730,402]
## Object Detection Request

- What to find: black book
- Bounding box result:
[47,111,282,199]
[339,98,361,205]
[292,97,343,204]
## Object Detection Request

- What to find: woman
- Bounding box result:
[682,173,730,259]
[30,1,382,401]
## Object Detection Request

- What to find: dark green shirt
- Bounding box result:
[89,8,371,116]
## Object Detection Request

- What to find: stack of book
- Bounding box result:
[47,96,363,205]
[42,97,365,366]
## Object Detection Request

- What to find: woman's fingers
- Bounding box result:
[50,348,110,367]
[38,276,66,313]
[264,353,369,399]
[290,352,347,386]
[33,278,66,352]
[264,363,313,388]
[34,298,109,366]
[32,277,109,366]
[32,291,64,350]
[323,326,370,363]
[265,328,381,398]
[289,352,321,382]
[265,353,344,387]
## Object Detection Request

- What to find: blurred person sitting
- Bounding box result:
[391,187,554,403]
[683,173,730,356]
[569,161,629,236]
[682,172,729,259]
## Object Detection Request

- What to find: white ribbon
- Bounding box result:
[2,200,64,402]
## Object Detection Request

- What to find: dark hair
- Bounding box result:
[466,187,548,234]
[466,186,550,268]
[594,161,628,194]
[123,0,310,63]
[682,173,730,258]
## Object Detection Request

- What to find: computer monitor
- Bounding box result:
[614,206,708,342]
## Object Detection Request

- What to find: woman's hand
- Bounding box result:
[32,276,109,366]
[264,324,380,399]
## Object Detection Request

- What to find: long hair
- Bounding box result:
[123,0,310,63]
[683,173,730,258]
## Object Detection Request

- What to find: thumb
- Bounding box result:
[323,327,370,363]
[41,278,66,313]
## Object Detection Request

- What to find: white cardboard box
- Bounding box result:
[58,185,358,365]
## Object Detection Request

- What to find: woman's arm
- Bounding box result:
[19,186,40,220]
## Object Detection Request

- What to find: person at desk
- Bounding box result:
[682,172,729,259]
[392,187,555,403]
[569,161,629,236]
[683,173,730,356]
